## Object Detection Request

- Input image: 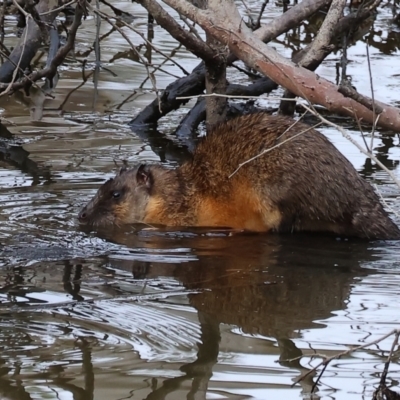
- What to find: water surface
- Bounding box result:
[0,2,400,399]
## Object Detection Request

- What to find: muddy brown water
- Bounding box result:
[1,2,400,399]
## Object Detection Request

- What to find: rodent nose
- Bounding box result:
[78,209,87,221]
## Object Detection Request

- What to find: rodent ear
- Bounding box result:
[119,166,128,175]
[136,164,152,188]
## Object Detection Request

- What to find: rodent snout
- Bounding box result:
[78,208,87,222]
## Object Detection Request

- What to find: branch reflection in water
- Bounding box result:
[0,229,383,399]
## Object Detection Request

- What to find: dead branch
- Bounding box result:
[253,0,331,43]
[130,62,206,126]
[131,0,330,126]
[338,80,383,114]
[0,0,62,84]
[204,0,228,128]
[300,103,400,189]
[280,0,346,115]
[161,0,400,133]
[134,0,215,62]
[288,329,400,394]
[0,0,85,94]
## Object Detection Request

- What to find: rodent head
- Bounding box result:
[78,164,155,229]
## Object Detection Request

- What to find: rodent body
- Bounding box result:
[78,113,400,239]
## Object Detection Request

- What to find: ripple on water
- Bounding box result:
[0,298,201,375]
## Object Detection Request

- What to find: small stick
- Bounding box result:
[228,122,322,178]
[291,329,399,389]
[378,330,400,387]
[366,41,377,151]
[300,103,400,190]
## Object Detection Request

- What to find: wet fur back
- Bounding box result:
[79,112,400,239]
[181,113,399,239]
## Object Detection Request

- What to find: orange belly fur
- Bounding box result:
[196,185,282,232]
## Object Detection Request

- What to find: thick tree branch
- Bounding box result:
[204,0,228,128]
[227,0,332,64]
[280,0,346,115]
[131,0,331,126]
[301,0,346,66]
[162,0,400,133]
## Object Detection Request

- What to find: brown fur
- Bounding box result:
[78,113,400,239]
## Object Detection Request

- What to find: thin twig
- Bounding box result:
[374,184,400,219]
[239,0,256,27]
[367,41,377,151]
[140,44,184,87]
[177,93,299,100]
[275,110,308,141]
[12,0,29,17]
[0,15,30,96]
[87,9,181,85]
[89,5,161,109]
[311,362,328,393]
[300,103,400,189]
[95,7,190,76]
[292,329,400,388]
[228,122,323,178]
[39,0,77,16]
[377,330,400,388]
[180,15,203,40]
[354,112,370,152]
[255,0,268,30]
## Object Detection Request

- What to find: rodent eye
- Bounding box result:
[112,191,121,199]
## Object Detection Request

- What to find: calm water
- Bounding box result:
[0,1,400,399]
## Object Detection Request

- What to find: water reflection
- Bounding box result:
[0,230,390,399]
[107,231,372,338]
[361,134,400,179]
[0,122,51,185]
